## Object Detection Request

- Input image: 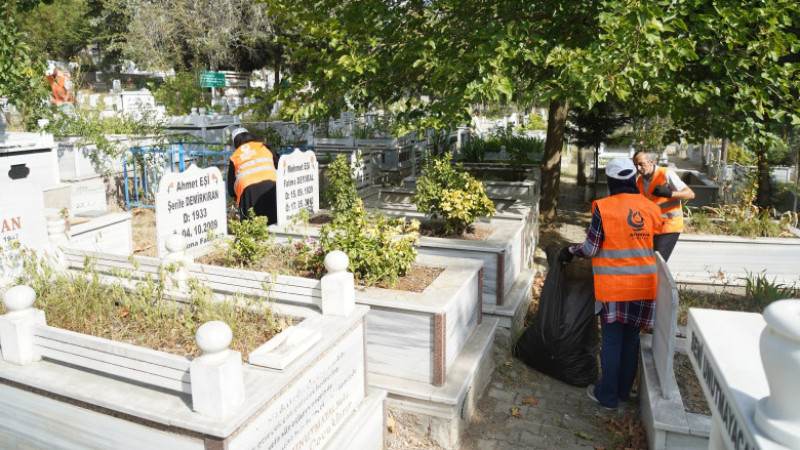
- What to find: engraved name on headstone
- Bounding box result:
[229,324,365,450]
[155,165,227,258]
[276,149,319,225]
[0,181,48,284]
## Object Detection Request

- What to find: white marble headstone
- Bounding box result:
[0,181,48,284]
[276,149,319,226]
[155,165,227,258]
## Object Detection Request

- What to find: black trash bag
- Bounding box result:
[512,243,598,387]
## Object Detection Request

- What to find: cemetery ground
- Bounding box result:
[115,155,789,449]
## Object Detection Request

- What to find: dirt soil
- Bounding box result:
[674,353,711,415]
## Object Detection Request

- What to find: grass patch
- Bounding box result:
[685,204,799,238]
[7,251,288,360]
[678,271,799,326]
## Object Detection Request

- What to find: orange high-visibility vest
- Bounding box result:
[592,193,663,302]
[230,142,277,204]
[638,166,684,233]
[46,72,71,105]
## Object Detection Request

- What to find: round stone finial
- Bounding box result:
[165,234,186,253]
[3,285,37,312]
[195,321,233,355]
[324,250,349,273]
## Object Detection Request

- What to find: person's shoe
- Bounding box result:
[586,384,616,410]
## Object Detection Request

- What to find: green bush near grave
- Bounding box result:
[227,209,274,266]
[414,152,495,235]
[149,72,210,116]
[298,155,420,286]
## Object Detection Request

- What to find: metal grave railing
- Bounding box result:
[123,142,233,211]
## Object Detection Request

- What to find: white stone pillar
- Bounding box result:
[0,285,46,365]
[161,234,192,293]
[754,299,800,447]
[320,251,355,316]
[189,321,245,419]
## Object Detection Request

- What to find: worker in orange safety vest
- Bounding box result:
[46,68,73,105]
[633,151,695,261]
[226,127,279,223]
[561,157,664,410]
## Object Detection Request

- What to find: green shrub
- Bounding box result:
[413,152,496,234]
[324,154,361,219]
[150,72,210,115]
[227,210,273,266]
[300,157,420,286]
[745,270,800,311]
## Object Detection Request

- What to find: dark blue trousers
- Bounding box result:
[593,320,642,408]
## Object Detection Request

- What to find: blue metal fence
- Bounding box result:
[123,142,233,211]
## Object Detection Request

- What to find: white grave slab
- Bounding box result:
[276,149,319,226]
[155,165,227,258]
[229,323,365,450]
[0,181,48,285]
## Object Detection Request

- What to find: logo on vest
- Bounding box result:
[627,209,645,231]
[239,144,256,160]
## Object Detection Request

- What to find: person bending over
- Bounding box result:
[227,127,279,223]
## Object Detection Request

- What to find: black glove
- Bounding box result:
[559,246,574,264]
[651,184,672,198]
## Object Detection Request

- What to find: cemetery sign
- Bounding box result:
[199,71,226,88]
[155,165,227,258]
[276,149,319,225]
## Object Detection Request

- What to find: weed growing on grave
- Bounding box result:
[227,209,274,266]
[685,203,797,238]
[5,249,286,359]
[744,270,800,310]
[414,152,495,235]
[297,154,420,286]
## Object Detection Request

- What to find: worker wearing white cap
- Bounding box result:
[561,157,664,411]
[227,127,280,222]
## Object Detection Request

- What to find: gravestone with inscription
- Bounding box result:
[155,165,227,258]
[276,149,319,226]
[0,181,48,285]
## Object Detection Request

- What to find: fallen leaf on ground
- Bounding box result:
[386,414,395,433]
[504,360,513,367]
[510,407,521,418]
[522,396,538,406]
[574,431,594,440]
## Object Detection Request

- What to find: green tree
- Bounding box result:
[568,102,631,192]
[1,0,52,129]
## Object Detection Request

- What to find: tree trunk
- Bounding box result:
[540,99,569,221]
[756,146,771,208]
[577,147,587,186]
[721,138,729,163]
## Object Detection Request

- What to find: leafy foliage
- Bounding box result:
[745,270,800,311]
[150,72,210,115]
[414,153,495,235]
[298,157,420,286]
[323,155,360,219]
[227,210,273,266]
[686,204,798,238]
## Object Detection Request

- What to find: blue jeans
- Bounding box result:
[593,320,642,408]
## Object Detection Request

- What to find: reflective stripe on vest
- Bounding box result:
[230,142,276,204]
[637,166,683,233]
[591,194,662,302]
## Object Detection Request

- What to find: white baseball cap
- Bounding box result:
[231,127,248,142]
[605,157,637,180]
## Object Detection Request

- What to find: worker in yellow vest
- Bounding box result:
[561,157,664,410]
[633,151,695,261]
[46,67,73,105]
[226,127,279,223]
